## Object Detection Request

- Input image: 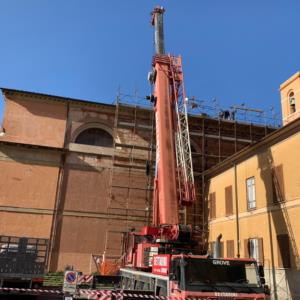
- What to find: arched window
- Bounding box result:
[75,128,113,147]
[289,92,296,114]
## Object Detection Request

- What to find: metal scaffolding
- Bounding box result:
[103,94,155,260]
[103,90,278,253]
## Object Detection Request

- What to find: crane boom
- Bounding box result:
[118,8,269,299]
[152,54,179,226]
[151,7,195,227]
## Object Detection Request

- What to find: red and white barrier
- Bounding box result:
[78,274,94,284]
[0,287,62,294]
[80,289,117,300]
[0,286,205,299]
[78,289,205,300]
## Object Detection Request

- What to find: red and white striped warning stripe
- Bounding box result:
[0,287,62,294]
[0,287,205,299]
[78,274,94,284]
[78,289,206,300]
[79,289,116,300]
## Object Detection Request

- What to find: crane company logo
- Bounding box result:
[152,254,170,275]
[212,259,230,266]
[153,256,167,266]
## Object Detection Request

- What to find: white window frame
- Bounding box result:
[246,177,256,210]
[249,238,259,261]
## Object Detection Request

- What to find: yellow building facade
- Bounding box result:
[205,72,300,299]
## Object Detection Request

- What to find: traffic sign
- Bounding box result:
[63,271,78,294]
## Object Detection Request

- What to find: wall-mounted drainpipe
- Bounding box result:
[234,163,240,257]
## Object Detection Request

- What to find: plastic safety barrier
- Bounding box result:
[79,289,208,300]
[0,287,208,299]
[0,287,62,294]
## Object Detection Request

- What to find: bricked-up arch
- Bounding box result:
[75,127,113,147]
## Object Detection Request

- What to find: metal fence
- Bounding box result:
[0,235,48,278]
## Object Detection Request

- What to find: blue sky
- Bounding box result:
[0,0,300,126]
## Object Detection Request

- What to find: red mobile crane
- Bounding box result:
[120,7,269,299]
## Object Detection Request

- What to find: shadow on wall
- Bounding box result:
[46,149,114,272]
[203,178,211,253]
[49,134,153,271]
[258,148,300,299]
[6,93,67,121]
[0,143,110,273]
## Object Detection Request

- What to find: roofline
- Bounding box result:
[280,71,300,91]
[0,87,116,109]
[1,87,279,129]
[204,116,300,179]
[0,87,162,116]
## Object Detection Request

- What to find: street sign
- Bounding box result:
[63,271,78,294]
